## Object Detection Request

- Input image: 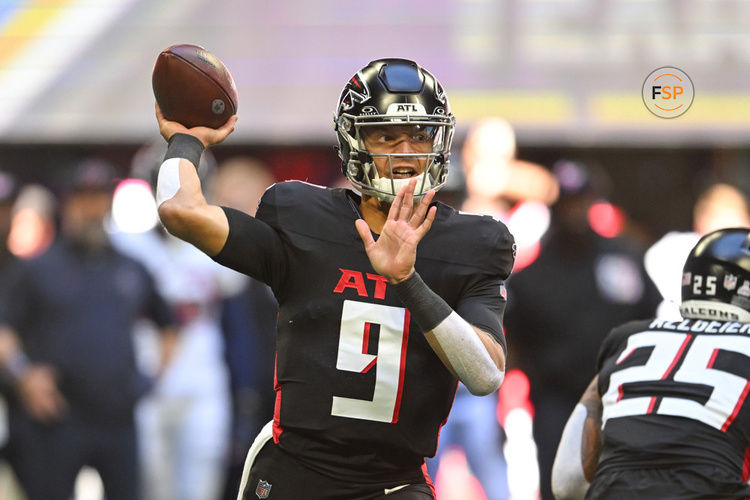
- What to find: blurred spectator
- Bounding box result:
[207,156,278,500]
[460,117,558,216]
[503,159,659,500]
[0,159,177,500]
[645,183,750,319]
[428,118,558,500]
[0,172,19,274]
[7,184,56,260]
[0,171,20,454]
[112,143,242,500]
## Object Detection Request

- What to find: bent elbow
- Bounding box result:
[157,199,193,239]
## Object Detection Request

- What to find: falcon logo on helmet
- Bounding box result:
[339,72,371,112]
[333,58,455,203]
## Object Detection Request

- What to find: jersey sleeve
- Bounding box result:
[211,194,288,294]
[454,216,515,353]
[455,278,507,353]
[595,320,652,373]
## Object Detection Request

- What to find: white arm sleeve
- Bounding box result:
[156,158,182,206]
[551,403,590,500]
[431,311,504,396]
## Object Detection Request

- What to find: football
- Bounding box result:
[152,44,238,129]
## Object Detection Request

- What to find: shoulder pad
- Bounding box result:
[422,203,515,279]
[256,181,356,244]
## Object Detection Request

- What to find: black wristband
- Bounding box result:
[165,133,205,170]
[392,272,453,331]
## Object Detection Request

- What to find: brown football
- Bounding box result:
[152,44,238,129]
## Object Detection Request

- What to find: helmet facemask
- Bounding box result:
[336,113,454,203]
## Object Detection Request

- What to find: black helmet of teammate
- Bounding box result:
[333,58,455,202]
[681,227,750,322]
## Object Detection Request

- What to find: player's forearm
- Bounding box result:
[393,272,504,396]
[580,377,603,481]
[156,134,229,255]
[157,157,207,233]
[551,376,601,499]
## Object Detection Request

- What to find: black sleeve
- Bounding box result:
[455,277,507,354]
[212,206,287,294]
[451,216,514,353]
[595,323,635,373]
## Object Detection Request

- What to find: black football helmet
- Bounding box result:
[681,227,750,322]
[334,58,455,202]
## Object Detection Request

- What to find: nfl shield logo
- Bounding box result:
[724,274,739,291]
[255,479,272,499]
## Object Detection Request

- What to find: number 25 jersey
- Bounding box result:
[596,317,750,487]
[212,181,515,481]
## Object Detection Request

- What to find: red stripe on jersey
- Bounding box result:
[742,446,750,482]
[617,384,624,402]
[272,352,283,443]
[360,322,377,373]
[616,345,638,364]
[707,348,720,369]
[422,461,436,497]
[646,396,657,414]
[362,322,371,354]
[722,380,750,432]
[661,334,692,379]
[391,309,411,423]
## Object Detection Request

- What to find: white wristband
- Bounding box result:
[156,157,181,206]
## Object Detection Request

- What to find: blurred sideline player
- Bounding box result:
[112,142,244,500]
[207,157,279,500]
[153,58,515,499]
[427,118,558,500]
[0,160,177,500]
[645,183,750,319]
[552,227,750,499]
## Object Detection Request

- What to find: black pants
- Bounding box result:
[586,465,750,500]
[241,438,434,500]
[8,408,139,500]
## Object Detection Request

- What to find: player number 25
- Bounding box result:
[602,331,750,431]
[693,275,717,296]
[331,300,409,423]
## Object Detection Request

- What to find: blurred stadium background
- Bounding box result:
[1,0,749,240]
[0,1,748,499]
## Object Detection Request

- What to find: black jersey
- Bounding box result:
[213,181,514,482]
[593,317,750,497]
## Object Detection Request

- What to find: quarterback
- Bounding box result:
[154,58,515,499]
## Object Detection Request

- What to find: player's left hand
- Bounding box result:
[355,179,436,284]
